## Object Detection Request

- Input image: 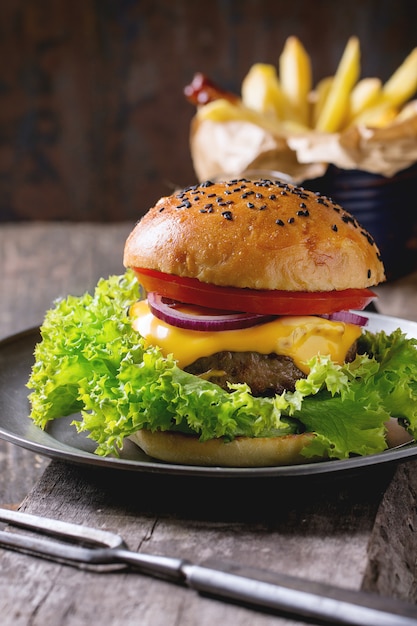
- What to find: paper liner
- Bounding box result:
[190,101,417,183]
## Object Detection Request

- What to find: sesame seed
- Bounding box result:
[332,224,338,232]
[288,217,295,224]
[275,219,285,226]
[247,202,255,208]
[361,231,375,245]
[222,211,233,220]
[176,200,192,209]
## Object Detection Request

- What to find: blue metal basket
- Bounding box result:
[302,163,417,281]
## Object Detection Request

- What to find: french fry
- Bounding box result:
[241,63,286,119]
[189,36,417,138]
[348,102,398,128]
[315,36,360,132]
[310,76,333,127]
[394,100,417,123]
[347,77,382,120]
[279,36,312,126]
[196,98,284,134]
[196,98,308,134]
[381,47,417,107]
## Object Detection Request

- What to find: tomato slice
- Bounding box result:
[133,267,376,315]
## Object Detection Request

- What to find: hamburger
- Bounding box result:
[123,176,385,466]
[27,179,417,467]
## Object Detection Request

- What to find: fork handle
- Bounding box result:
[182,559,417,626]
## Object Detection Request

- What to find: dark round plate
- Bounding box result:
[1,316,417,478]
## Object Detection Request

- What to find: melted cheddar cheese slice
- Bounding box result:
[130,300,362,374]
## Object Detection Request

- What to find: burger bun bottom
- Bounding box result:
[129,430,318,467]
[129,419,414,468]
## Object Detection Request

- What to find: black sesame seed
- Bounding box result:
[222,211,233,220]
[260,204,267,210]
[200,180,214,187]
[269,194,276,200]
[158,207,165,213]
[275,219,285,226]
[332,224,338,232]
[255,193,263,198]
[297,209,309,217]
[288,217,295,224]
[204,203,213,210]
[207,193,216,198]
[361,231,375,245]
[247,202,255,208]
[299,202,307,209]
[342,214,357,227]
[280,190,288,196]
[367,269,372,279]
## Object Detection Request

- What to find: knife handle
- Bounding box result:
[182,559,417,626]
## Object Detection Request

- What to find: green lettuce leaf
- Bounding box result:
[27,271,417,460]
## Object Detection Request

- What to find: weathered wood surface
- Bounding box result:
[0,460,410,626]
[0,222,132,506]
[2,223,417,625]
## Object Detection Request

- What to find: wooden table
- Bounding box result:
[1,222,417,625]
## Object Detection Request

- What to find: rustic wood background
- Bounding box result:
[0,0,416,222]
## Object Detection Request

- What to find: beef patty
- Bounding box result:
[185,342,358,397]
[184,351,306,396]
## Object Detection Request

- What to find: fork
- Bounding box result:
[0,507,416,626]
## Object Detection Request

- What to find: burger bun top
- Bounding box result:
[124,178,385,292]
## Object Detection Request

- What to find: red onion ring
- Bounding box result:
[147,292,275,331]
[321,311,368,326]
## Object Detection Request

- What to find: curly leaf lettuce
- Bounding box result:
[27,271,417,460]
